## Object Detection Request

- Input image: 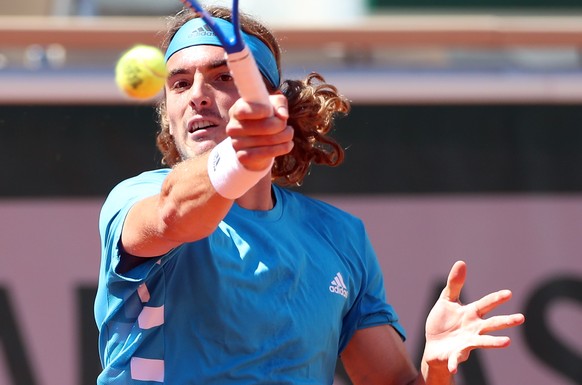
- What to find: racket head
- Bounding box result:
[174,0,272,105]
[179,0,244,54]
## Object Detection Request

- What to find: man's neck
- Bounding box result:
[235,176,274,211]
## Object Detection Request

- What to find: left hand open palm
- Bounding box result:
[423,261,525,373]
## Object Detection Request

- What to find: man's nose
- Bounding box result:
[189,73,211,109]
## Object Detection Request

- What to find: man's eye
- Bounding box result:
[217,73,233,82]
[171,80,190,90]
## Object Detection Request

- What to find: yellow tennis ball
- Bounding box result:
[115,45,167,100]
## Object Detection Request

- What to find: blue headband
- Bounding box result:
[165,17,280,88]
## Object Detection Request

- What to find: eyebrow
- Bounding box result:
[168,58,229,78]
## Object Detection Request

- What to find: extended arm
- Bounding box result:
[121,154,232,258]
[121,95,293,259]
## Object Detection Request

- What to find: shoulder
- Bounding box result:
[111,169,170,192]
[100,169,170,224]
[107,169,170,202]
[277,186,359,217]
[276,186,365,231]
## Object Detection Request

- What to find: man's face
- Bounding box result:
[164,45,239,160]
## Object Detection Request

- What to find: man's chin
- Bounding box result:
[179,142,218,161]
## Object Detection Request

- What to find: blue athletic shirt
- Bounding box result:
[95,169,405,385]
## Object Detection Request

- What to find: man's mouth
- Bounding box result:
[189,120,217,133]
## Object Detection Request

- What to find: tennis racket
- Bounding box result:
[179,0,271,107]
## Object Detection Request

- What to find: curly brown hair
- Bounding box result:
[156,6,350,187]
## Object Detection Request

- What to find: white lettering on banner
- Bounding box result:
[0,197,580,385]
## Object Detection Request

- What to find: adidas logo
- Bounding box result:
[329,272,348,298]
[189,25,215,38]
[210,151,220,172]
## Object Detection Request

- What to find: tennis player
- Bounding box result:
[95,6,525,385]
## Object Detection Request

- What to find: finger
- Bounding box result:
[448,344,476,374]
[231,126,294,148]
[472,334,512,349]
[448,348,470,374]
[448,356,458,374]
[271,95,289,119]
[230,95,288,121]
[230,99,275,120]
[227,116,289,136]
[441,260,466,303]
[472,289,513,318]
[480,313,526,334]
[236,142,294,166]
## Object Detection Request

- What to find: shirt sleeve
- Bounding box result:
[98,170,169,284]
[359,234,406,335]
[339,223,406,353]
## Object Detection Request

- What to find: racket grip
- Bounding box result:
[227,46,272,108]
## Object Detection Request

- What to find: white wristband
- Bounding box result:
[207,137,273,200]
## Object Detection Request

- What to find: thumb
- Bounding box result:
[442,260,467,303]
[271,94,289,120]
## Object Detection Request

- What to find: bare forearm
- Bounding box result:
[158,156,232,239]
[123,155,232,257]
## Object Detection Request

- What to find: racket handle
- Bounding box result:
[227,46,271,108]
